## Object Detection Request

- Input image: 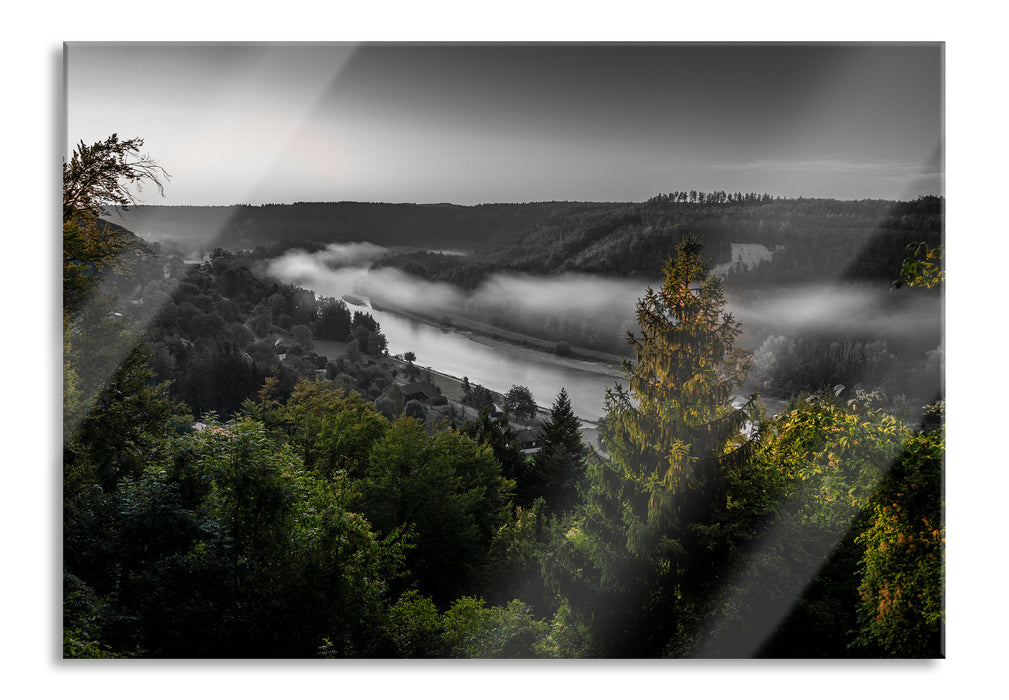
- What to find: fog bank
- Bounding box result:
[268,243,651,348]
[269,242,942,359]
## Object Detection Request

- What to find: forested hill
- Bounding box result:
[114,195,942,288]
[113,201,623,253]
[370,194,943,289]
[483,194,943,281]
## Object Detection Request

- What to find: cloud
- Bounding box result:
[266,244,464,310]
[713,156,933,176]
[471,273,645,320]
[313,242,390,267]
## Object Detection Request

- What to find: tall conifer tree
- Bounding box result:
[534,388,587,513]
[544,235,752,656]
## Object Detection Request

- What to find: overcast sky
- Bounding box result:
[65,42,942,205]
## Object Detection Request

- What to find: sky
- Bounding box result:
[65,42,942,206]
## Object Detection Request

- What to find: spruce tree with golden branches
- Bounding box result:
[543,235,753,656]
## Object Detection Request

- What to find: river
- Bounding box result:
[368,307,625,423]
[302,284,622,422]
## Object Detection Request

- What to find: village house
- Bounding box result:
[515,427,544,455]
[402,380,440,403]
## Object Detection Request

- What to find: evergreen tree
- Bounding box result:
[544,235,752,656]
[465,408,533,503]
[533,388,587,513]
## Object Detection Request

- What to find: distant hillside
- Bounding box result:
[111,201,624,253]
[369,195,944,287]
[112,195,943,287]
[488,195,943,280]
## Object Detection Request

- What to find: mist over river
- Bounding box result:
[266,251,629,422]
[266,243,943,423]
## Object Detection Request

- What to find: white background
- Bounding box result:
[5,2,998,697]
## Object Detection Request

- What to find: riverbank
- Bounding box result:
[387,355,549,421]
[386,354,608,456]
[373,301,629,367]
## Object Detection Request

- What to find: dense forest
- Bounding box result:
[63,135,943,658]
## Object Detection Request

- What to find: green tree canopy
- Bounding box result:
[854,425,944,656]
[504,385,537,421]
[63,134,169,314]
[690,389,916,657]
[895,242,944,289]
[276,379,389,477]
[362,418,514,605]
